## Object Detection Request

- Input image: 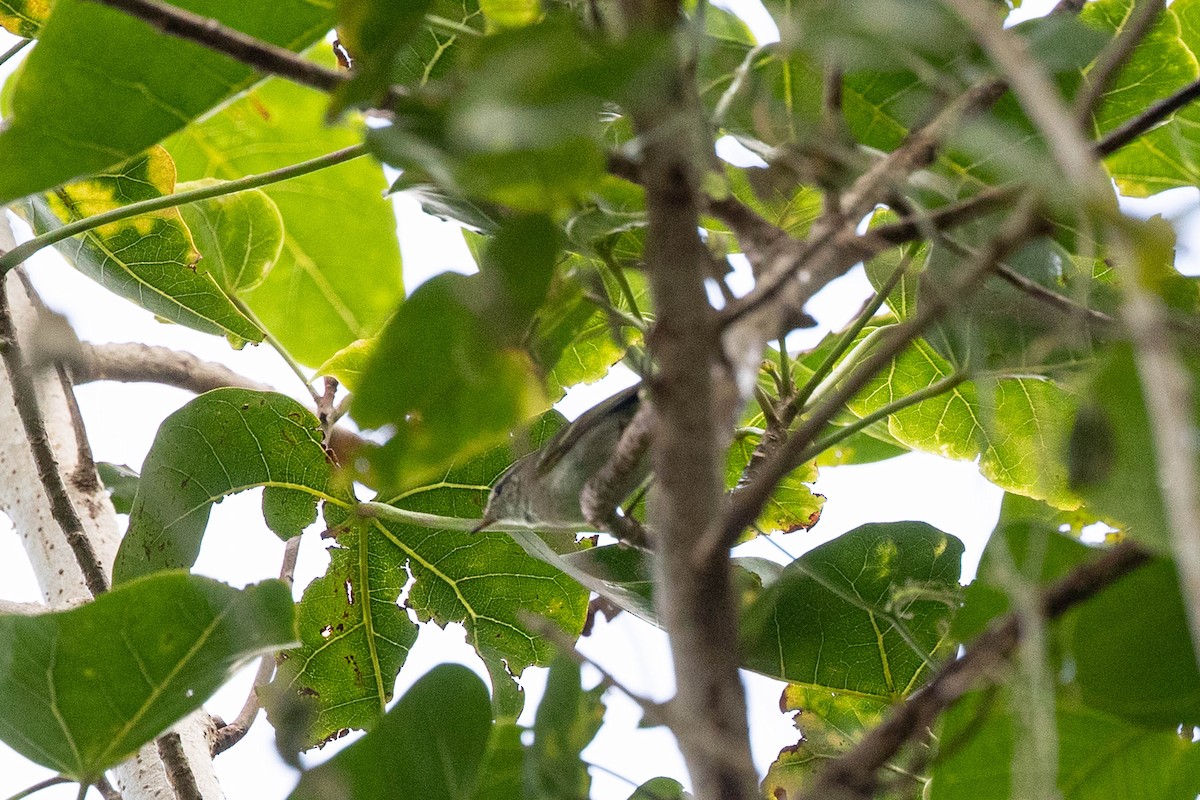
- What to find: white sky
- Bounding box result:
[2,0,1195,798]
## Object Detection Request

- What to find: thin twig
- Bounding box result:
[0,38,30,69]
[0,276,109,595]
[796,540,1152,800]
[0,145,368,275]
[713,195,1041,556]
[1096,77,1200,156]
[1074,0,1165,124]
[521,613,669,726]
[212,536,301,754]
[2,776,70,800]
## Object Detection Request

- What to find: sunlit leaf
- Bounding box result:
[21,148,262,344]
[0,0,334,203]
[315,337,376,394]
[287,665,493,800]
[176,182,284,294]
[726,431,823,535]
[0,574,295,780]
[0,0,45,37]
[1083,0,1200,195]
[113,389,338,584]
[763,685,891,799]
[166,48,404,367]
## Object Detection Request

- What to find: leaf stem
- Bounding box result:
[2,777,70,800]
[0,144,368,276]
[0,38,30,69]
[227,295,319,403]
[423,14,481,37]
[355,499,583,534]
[794,371,967,466]
[787,251,912,420]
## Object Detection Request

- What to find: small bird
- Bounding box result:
[475,383,649,531]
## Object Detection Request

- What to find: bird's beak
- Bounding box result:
[471,514,496,534]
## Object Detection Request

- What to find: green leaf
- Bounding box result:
[370,16,667,211]
[469,723,525,800]
[165,49,404,367]
[96,462,139,516]
[628,778,687,800]
[392,0,482,87]
[368,412,590,719]
[1071,557,1200,728]
[846,332,1079,508]
[113,389,337,584]
[763,684,891,799]
[176,182,284,294]
[315,338,376,394]
[331,0,436,115]
[726,431,824,535]
[353,215,557,490]
[0,573,295,780]
[20,148,262,344]
[1070,345,1184,551]
[287,664,493,800]
[264,519,418,746]
[741,521,963,694]
[953,519,1097,642]
[480,0,539,29]
[0,0,45,37]
[1083,0,1200,195]
[0,0,335,203]
[929,689,1200,800]
[527,654,606,800]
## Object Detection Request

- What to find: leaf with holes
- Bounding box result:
[113,388,339,585]
[20,148,262,344]
[264,519,419,746]
[0,573,295,781]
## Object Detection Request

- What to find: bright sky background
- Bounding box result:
[0,0,1197,798]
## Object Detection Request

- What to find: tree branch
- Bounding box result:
[1096,77,1200,157]
[72,342,367,466]
[713,195,1041,555]
[0,278,109,596]
[82,0,350,96]
[798,539,1152,800]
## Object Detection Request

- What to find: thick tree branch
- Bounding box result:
[0,280,109,596]
[0,221,223,800]
[73,342,367,466]
[798,539,1152,800]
